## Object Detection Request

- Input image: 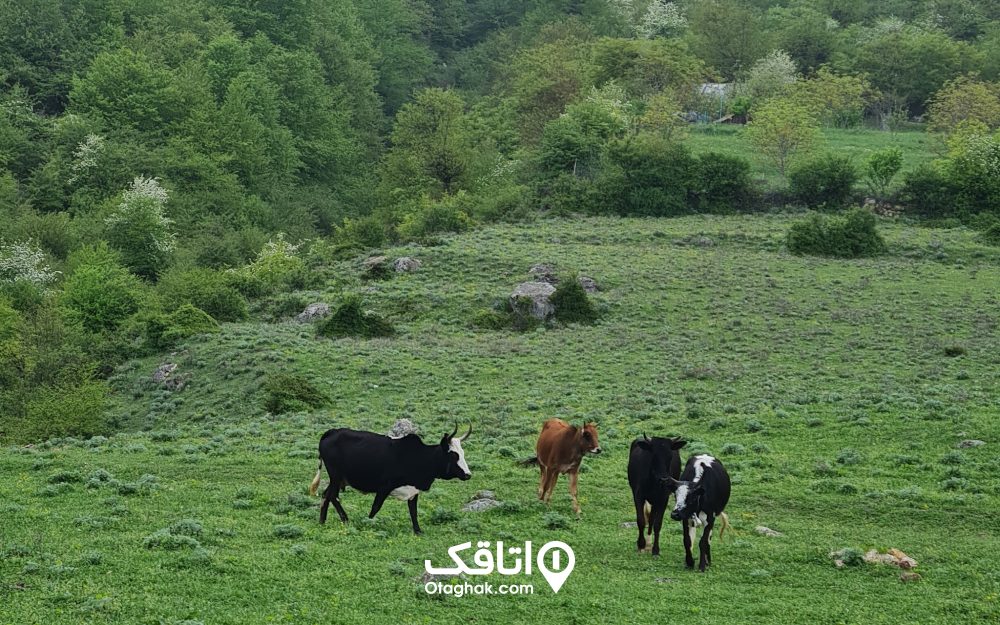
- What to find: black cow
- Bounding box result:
[667,454,731,572]
[627,434,686,556]
[308,424,472,534]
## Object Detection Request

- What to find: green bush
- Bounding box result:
[6,381,110,442]
[980,221,1000,246]
[335,216,388,249]
[397,193,474,242]
[474,184,533,223]
[788,154,858,210]
[61,245,145,334]
[231,235,309,297]
[550,277,598,324]
[693,152,758,213]
[317,296,395,339]
[899,164,959,217]
[262,373,328,414]
[787,208,886,258]
[144,304,220,351]
[864,147,903,201]
[599,135,697,217]
[157,268,248,322]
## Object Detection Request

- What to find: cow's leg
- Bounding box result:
[699,514,715,572]
[537,465,547,500]
[541,468,559,503]
[330,479,349,523]
[650,504,666,557]
[368,490,390,519]
[683,520,696,569]
[320,484,334,524]
[407,495,422,535]
[568,469,581,515]
[633,493,647,552]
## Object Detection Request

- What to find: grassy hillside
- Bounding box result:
[686,126,939,191]
[2,215,999,624]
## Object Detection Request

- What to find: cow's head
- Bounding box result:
[580,422,601,455]
[636,434,686,483]
[665,477,704,521]
[440,423,472,481]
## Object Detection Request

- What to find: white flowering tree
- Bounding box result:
[105,176,175,279]
[0,240,59,289]
[637,1,688,39]
[738,50,800,107]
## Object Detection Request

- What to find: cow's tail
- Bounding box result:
[308,459,324,497]
[718,512,732,540]
[517,456,540,468]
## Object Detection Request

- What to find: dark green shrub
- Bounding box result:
[470,308,511,330]
[980,221,1000,246]
[335,215,387,249]
[61,245,144,333]
[144,304,220,350]
[474,184,532,223]
[157,268,248,322]
[900,164,959,217]
[536,172,598,215]
[788,154,858,210]
[693,152,758,213]
[7,381,110,442]
[787,208,886,258]
[864,147,903,201]
[550,277,598,324]
[317,296,394,339]
[599,136,697,217]
[397,193,473,242]
[262,373,329,414]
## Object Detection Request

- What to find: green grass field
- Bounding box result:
[686,126,939,191]
[2,215,999,624]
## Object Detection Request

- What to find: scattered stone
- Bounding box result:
[863,548,917,569]
[755,526,784,538]
[152,363,187,391]
[462,498,502,512]
[393,257,422,273]
[899,572,922,583]
[621,521,638,529]
[472,490,496,501]
[958,439,985,448]
[510,281,556,320]
[387,419,418,439]
[528,263,559,285]
[578,276,599,293]
[295,303,330,323]
[654,578,675,584]
[419,571,466,584]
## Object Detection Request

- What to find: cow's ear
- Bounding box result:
[670,438,687,450]
[635,440,651,451]
[440,435,451,448]
[692,486,705,497]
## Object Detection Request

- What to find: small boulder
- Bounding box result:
[510,282,556,320]
[528,264,559,285]
[362,255,390,279]
[295,303,330,323]
[152,363,177,383]
[387,419,418,439]
[755,526,784,538]
[899,572,922,583]
[578,275,599,293]
[462,498,502,512]
[958,439,985,448]
[394,257,422,273]
[152,363,187,391]
[621,521,638,529]
[472,490,496,501]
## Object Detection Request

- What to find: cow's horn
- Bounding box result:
[643,432,650,441]
[459,422,472,441]
[450,423,458,439]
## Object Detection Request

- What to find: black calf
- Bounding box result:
[627,435,686,556]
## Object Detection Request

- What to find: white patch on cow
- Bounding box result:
[691,455,714,482]
[450,438,471,477]
[697,512,708,528]
[673,485,690,514]
[687,520,697,545]
[390,486,421,500]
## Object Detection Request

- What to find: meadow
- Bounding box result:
[686,125,939,191]
[2,215,999,625]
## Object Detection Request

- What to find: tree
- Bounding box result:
[864,146,903,201]
[927,76,1000,136]
[636,1,687,40]
[590,37,706,103]
[687,0,769,80]
[737,50,799,107]
[765,5,839,72]
[786,68,870,128]
[104,176,176,280]
[743,97,821,177]
[61,243,144,334]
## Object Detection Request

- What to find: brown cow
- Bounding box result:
[519,419,601,514]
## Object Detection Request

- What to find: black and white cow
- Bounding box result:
[627,434,686,556]
[667,454,731,572]
[308,424,472,534]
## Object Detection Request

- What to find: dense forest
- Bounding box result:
[2,0,1000,442]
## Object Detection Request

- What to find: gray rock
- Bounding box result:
[578,276,598,293]
[755,526,784,537]
[528,264,559,285]
[510,281,556,320]
[387,419,418,439]
[295,303,330,323]
[621,521,638,529]
[393,257,422,272]
[471,490,496,501]
[462,498,502,512]
[958,439,985,448]
[152,363,177,382]
[152,363,186,391]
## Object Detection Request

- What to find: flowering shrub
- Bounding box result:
[0,240,59,288]
[105,176,175,279]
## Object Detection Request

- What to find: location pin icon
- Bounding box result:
[536,541,575,593]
